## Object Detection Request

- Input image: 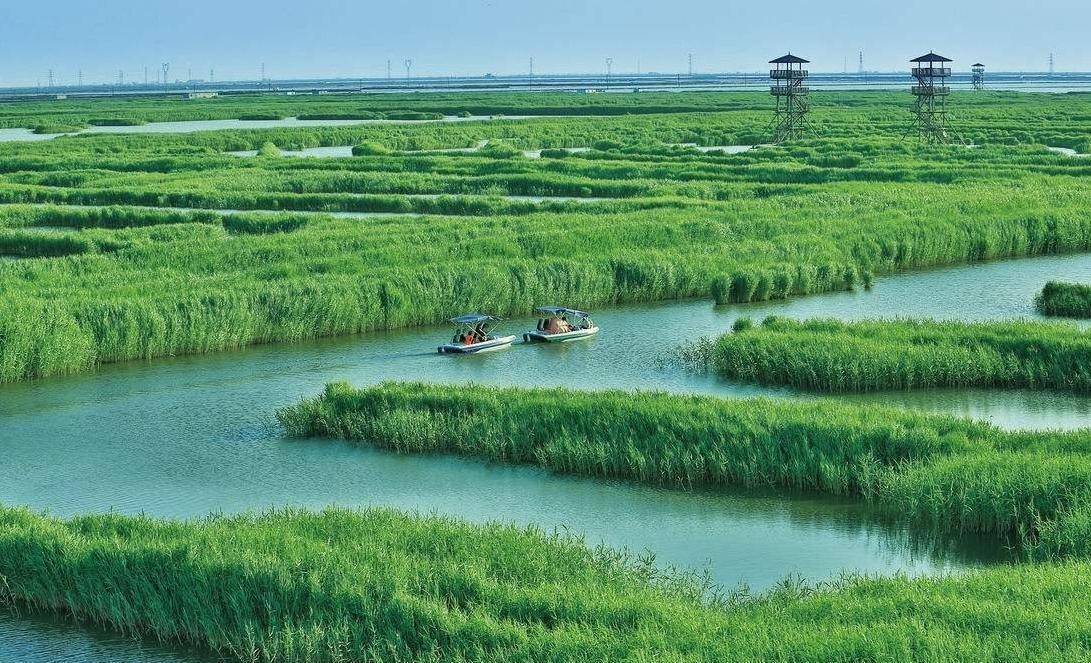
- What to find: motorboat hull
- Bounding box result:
[438,335,517,354]
[523,326,600,343]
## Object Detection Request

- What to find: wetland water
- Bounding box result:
[0,114,531,142]
[4,253,1091,659]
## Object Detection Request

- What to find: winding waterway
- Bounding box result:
[4,252,1091,659]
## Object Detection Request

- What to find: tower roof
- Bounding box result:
[769,54,810,64]
[911,52,953,63]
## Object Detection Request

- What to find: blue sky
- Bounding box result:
[1,0,1086,85]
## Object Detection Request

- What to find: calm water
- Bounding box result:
[0,115,530,142]
[3,253,1091,659]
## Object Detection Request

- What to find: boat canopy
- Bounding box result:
[536,306,591,318]
[449,313,499,325]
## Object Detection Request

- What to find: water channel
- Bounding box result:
[3,252,1091,659]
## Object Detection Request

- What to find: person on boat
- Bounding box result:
[473,322,488,342]
[544,315,571,335]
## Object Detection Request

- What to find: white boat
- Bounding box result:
[523,306,600,343]
[438,314,517,354]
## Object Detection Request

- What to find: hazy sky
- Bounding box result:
[1,0,1086,85]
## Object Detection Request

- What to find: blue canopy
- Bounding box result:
[450,313,498,325]
[536,306,590,317]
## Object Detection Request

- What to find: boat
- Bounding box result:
[438,314,517,354]
[523,306,600,343]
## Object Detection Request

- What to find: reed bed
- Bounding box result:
[1,92,1091,381]
[1036,281,1091,318]
[697,316,1091,393]
[2,505,1091,661]
[278,381,1091,543]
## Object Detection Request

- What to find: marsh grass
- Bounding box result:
[700,316,1091,393]
[278,381,1091,544]
[3,505,1091,661]
[1036,281,1091,318]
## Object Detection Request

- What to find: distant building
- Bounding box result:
[186,91,218,100]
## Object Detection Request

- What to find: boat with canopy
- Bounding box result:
[523,306,600,343]
[438,313,517,354]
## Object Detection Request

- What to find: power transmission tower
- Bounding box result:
[1049,52,1055,75]
[688,53,693,76]
[161,63,170,89]
[529,57,534,90]
[858,51,864,74]
[48,69,54,88]
[386,59,392,80]
[210,68,214,83]
[118,70,124,86]
[404,59,413,80]
[605,57,613,84]
[144,66,148,85]
[77,70,83,87]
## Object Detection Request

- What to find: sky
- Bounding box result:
[0,0,1087,86]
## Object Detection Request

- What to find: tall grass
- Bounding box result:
[696,316,1091,393]
[1036,281,1091,318]
[278,381,1091,542]
[3,92,1091,381]
[4,505,1091,661]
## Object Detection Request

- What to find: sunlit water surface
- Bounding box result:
[4,253,1091,659]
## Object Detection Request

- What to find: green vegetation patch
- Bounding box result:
[3,505,1091,661]
[691,316,1091,393]
[279,382,1091,548]
[1036,281,1091,319]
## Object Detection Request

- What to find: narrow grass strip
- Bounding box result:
[278,382,1091,543]
[699,316,1091,393]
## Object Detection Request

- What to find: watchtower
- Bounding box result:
[971,63,985,91]
[910,52,953,143]
[769,53,810,143]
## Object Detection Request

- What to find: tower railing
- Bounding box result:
[912,67,951,78]
[770,69,808,79]
[771,86,810,95]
